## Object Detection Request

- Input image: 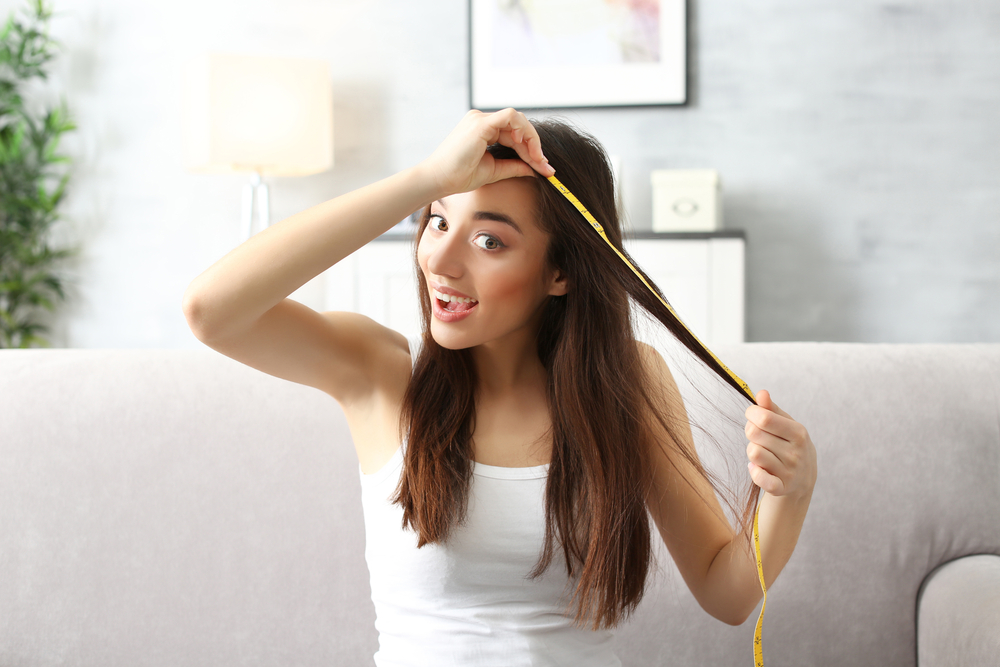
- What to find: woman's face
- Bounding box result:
[417,177,567,350]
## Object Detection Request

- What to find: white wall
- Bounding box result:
[4,0,999,347]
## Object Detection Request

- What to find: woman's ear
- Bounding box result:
[548,269,569,297]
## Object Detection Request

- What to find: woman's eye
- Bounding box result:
[474,234,504,251]
[429,214,446,230]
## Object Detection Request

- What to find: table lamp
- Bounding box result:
[182,52,334,242]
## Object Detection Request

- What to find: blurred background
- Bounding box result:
[3,0,998,348]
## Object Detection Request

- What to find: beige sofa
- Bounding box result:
[1,342,998,666]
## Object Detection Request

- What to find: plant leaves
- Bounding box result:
[0,0,75,349]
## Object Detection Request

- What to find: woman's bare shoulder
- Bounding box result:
[330,317,413,474]
[636,342,682,401]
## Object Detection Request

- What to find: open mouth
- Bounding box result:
[432,289,479,321]
[432,288,479,314]
[437,297,478,313]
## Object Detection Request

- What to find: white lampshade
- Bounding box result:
[182,52,333,177]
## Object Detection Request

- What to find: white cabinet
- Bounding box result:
[623,235,745,345]
[321,232,745,345]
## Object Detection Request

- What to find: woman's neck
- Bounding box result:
[471,330,548,399]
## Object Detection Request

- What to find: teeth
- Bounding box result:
[433,288,477,304]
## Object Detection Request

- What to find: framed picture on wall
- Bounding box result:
[469,0,686,110]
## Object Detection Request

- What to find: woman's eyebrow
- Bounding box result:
[432,199,524,236]
[473,211,523,236]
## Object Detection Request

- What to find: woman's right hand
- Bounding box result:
[416,108,557,198]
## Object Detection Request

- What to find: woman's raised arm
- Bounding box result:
[183,166,436,340]
[182,108,554,340]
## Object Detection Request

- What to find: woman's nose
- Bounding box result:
[425,229,466,278]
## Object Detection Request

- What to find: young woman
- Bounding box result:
[182,108,817,666]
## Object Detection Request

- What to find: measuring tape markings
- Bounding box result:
[545,175,767,667]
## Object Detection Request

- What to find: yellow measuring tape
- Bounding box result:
[546,175,767,667]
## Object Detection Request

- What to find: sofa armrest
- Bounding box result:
[917,554,1000,667]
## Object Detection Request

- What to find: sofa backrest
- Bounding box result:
[1,344,998,666]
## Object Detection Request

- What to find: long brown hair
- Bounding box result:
[392,118,758,630]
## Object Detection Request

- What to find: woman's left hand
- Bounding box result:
[745,390,817,500]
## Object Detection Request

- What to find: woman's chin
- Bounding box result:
[429,325,474,350]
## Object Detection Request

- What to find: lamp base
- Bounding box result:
[241,171,270,242]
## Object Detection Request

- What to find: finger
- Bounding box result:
[518,118,555,173]
[756,388,771,408]
[748,461,785,496]
[495,128,555,177]
[746,441,787,477]
[493,108,531,137]
[745,404,797,439]
[495,128,516,148]
[524,136,555,175]
[746,406,810,455]
[744,419,789,455]
[494,128,535,165]
[490,109,554,175]
[489,155,537,182]
[756,389,792,420]
[514,113,543,160]
[764,402,792,421]
[486,108,528,139]
[477,108,519,147]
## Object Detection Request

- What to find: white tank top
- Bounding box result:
[358,335,621,667]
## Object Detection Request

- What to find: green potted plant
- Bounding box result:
[0,0,78,348]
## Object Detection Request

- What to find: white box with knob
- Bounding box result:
[651,169,721,232]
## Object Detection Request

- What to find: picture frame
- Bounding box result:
[469,0,687,110]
